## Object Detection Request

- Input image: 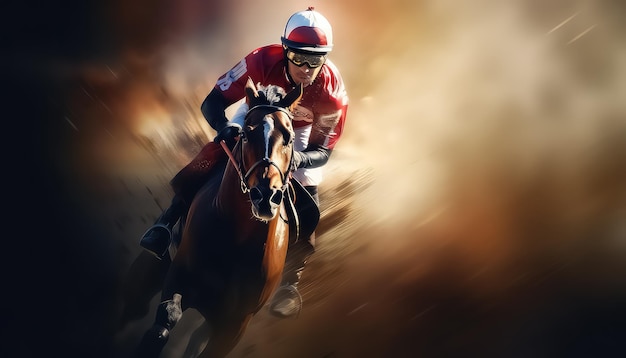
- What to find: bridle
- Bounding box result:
[220,104,295,194]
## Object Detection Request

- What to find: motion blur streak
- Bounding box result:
[25,0,626,357]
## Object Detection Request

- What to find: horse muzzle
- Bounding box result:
[249,185,284,221]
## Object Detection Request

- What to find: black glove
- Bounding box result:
[214,123,242,149]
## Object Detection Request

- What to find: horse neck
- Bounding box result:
[216,163,271,243]
[217,163,249,211]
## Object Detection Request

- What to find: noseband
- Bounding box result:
[220,104,294,194]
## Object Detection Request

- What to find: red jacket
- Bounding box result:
[215,44,349,150]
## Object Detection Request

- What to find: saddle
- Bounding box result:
[170,141,228,205]
[170,141,320,243]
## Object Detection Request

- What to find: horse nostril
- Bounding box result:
[270,190,283,205]
[250,187,263,202]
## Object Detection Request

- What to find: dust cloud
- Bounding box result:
[13,0,626,357]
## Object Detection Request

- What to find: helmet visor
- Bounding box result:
[286,49,327,68]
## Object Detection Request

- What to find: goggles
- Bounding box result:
[286,49,327,68]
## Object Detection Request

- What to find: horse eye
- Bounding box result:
[283,133,293,146]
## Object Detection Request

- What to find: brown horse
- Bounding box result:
[132,78,305,357]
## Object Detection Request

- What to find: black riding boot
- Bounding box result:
[140,195,186,259]
[269,234,315,318]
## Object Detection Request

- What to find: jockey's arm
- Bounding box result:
[201,88,229,132]
[293,144,332,169]
[292,110,340,169]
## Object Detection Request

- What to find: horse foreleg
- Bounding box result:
[198,314,253,358]
[118,251,171,331]
[134,293,183,358]
[182,319,211,358]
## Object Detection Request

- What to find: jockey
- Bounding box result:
[140,7,349,318]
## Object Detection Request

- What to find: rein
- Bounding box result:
[220,104,294,194]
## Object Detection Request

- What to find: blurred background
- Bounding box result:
[7,0,626,357]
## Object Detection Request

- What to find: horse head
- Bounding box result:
[240,78,303,221]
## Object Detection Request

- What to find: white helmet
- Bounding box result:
[281,7,333,53]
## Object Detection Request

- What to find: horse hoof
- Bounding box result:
[269,285,302,318]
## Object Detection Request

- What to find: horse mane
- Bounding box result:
[255,83,287,106]
[244,78,302,113]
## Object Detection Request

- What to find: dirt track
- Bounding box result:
[11,1,626,357]
[42,135,626,358]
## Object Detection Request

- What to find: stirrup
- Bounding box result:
[269,285,303,319]
[140,224,172,260]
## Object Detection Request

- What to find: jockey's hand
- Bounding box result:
[291,151,304,172]
[214,123,242,149]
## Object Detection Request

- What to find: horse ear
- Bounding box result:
[244,77,258,104]
[280,83,303,111]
